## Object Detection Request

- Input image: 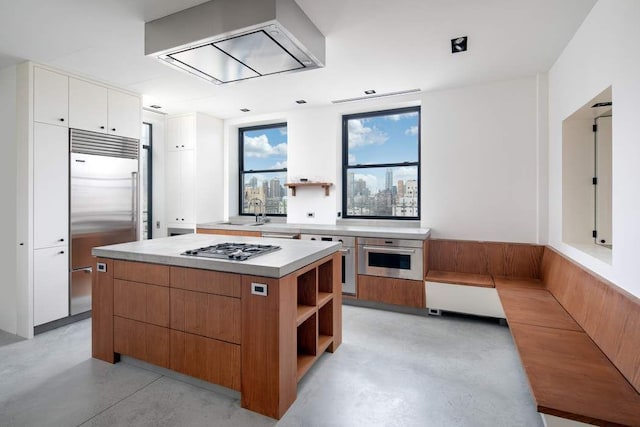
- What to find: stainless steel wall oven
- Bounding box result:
[358,237,423,281]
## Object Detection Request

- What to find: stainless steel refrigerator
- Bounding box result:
[70,129,139,315]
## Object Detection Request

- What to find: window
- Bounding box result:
[239,123,288,216]
[141,122,153,239]
[342,107,420,219]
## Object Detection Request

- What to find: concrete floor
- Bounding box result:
[0,306,543,427]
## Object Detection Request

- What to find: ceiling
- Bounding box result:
[0,0,597,119]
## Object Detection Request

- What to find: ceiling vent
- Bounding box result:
[145,0,325,85]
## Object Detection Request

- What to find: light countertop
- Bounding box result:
[197,220,431,240]
[92,234,341,278]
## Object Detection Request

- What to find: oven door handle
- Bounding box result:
[362,246,416,254]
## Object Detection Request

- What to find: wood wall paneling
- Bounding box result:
[170,267,241,298]
[113,260,169,286]
[92,257,116,363]
[486,243,543,279]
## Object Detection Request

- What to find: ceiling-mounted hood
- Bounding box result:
[145,0,325,84]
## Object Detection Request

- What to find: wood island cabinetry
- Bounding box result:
[93,251,341,419]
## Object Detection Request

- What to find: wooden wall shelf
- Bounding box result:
[285,182,333,196]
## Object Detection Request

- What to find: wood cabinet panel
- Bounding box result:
[145,323,170,368]
[114,260,170,286]
[184,291,241,344]
[113,279,146,322]
[170,267,241,298]
[114,316,170,368]
[146,284,170,327]
[196,228,262,237]
[170,330,240,391]
[170,288,186,331]
[114,280,169,326]
[92,258,116,363]
[358,275,425,308]
[486,242,544,279]
[114,316,146,360]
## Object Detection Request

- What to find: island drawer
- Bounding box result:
[114,316,170,368]
[114,260,170,286]
[170,330,241,391]
[113,279,170,327]
[170,288,241,344]
[170,267,241,298]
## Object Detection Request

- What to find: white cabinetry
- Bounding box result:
[69,78,140,139]
[33,123,69,249]
[34,67,68,126]
[165,113,224,230]
[69,78,108,133]
[33,246,69,326]
[107,89,141,139]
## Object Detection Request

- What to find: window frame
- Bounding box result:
[341,106,421,220]
[238,122,288,217]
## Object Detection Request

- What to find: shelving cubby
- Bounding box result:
[296,313,318,381]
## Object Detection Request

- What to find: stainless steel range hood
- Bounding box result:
[145,0,325,84]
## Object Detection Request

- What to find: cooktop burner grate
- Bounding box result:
[181,242,281,261]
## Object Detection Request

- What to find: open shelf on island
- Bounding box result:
[285,182,333,196]
[296,305,315,326]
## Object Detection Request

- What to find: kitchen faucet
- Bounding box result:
[250,198,269,224]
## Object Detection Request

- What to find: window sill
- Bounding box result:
[336,218,421,228]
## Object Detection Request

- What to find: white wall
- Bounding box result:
[548,0,640,296]
[0,65,18,334]
[223,77,542,242]
[421,77,540,242]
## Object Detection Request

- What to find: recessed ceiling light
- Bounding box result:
[364,89,376,95]
[240,108,250,112]
[149,105,162,109]
[451,36,468,53]
[295,100,307,104]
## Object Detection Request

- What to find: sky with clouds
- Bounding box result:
[347,111,419,193]
[242,125,288,171]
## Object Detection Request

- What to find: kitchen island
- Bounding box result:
[91,234,342,419]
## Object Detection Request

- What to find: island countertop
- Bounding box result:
[92,233,341,278]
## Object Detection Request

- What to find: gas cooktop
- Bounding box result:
[181,243,281,261]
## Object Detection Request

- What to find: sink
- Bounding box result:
[219,221,264,226]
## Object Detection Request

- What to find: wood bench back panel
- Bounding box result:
[429,239,543,278]
[543,247,640,393]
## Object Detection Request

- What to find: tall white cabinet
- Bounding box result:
[15,62,141,336]
[165,113,224,231]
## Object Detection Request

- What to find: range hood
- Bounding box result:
[145,0,325,84]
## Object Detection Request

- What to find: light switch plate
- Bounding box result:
[251,282,268,296]
[97,262,107,272]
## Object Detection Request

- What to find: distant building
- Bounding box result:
[385,168,393,190]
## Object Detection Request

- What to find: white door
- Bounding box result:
[34,246,69,326]
[34,123,69,249]
[107,89,141,139]
[69,78,108,134]
[165,150,182,224]
[34,67,68,126]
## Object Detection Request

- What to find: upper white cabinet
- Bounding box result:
[69,78,108,134]
[34,67,68,126]
[108,90,141,140]
[165,113,223,229]
[33,123,69,250]
[167,115,195,151]
[69,78,140,139]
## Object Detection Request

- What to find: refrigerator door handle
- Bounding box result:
[132,171,138,237]
[72,267,93,273]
